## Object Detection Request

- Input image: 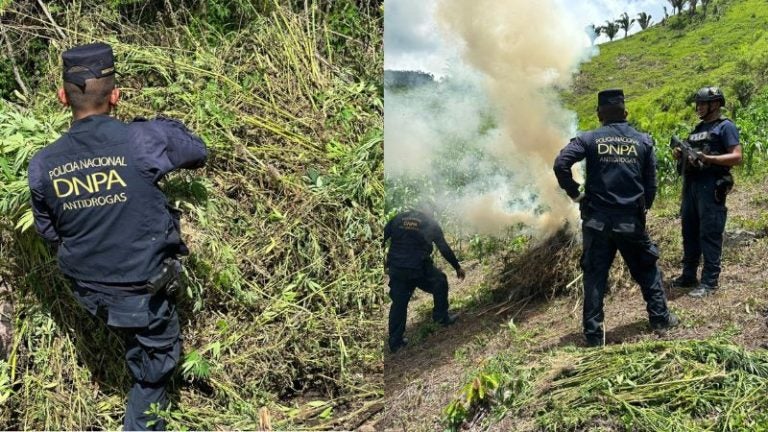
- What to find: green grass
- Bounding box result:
[564,0,768,185]
[567,0,762,128]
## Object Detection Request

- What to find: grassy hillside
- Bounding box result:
[568,0,763,130]
[380,0,768,430]
[0,1,382,430]
[566,0,768,185]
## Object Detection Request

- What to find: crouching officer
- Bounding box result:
[27,43,207,430]
[671,87,742,297]
[384,205,465,353]
[553,89,678,347]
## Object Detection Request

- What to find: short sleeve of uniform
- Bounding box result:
[719,121,740,148]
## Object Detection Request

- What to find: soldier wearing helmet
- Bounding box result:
[671,86,742,297]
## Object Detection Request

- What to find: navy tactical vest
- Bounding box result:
[31,115,181,283]
[386,211,435,269]
[686,117,734,178]
[580,122,653,211]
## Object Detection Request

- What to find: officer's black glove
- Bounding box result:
[456,267,466,280]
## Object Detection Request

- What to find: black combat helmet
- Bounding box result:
[694,87,725,105]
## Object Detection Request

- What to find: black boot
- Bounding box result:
[435,313,458,327]
[688,284,717,298]
[652,312,680,336]
[671,275,698,289]
[585,336,604,347]
[389,338,408,353]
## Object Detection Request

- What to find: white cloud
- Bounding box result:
[384,0,459,76]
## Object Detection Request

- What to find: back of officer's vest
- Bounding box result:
[387,212,434,268]
[38,116,177,283]
[583,123,650,210]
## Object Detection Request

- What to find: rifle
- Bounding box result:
[670,136,698,203]
[670,136,705,174]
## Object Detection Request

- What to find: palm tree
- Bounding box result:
[667,0,677,14]
[689,0,699,15]
[674,0,686,14]
[602,21,620,41]
[663,6,669,19]
[668,0,686,14]
[637,12,653,30]
[616,12,635,37]
[585,24,601,45]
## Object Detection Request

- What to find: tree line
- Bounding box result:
[587,0,718,43]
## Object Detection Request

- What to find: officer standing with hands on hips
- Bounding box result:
[384,204,465,353]
[27,42,207,430]
[670,87,742,297]
[553,89,678,347]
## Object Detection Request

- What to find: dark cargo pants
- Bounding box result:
[387,263,450,351]
[581,212,671,343]
[680,175,728,287]
[71,281,181,431]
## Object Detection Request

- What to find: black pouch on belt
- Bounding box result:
[714,174,734,205]
[148,258,180,295]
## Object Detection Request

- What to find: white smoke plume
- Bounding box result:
[385,0,600,238]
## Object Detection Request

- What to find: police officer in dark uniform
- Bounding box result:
[671,87,742,297]
[384,206,465,353]
[27,43,207,431]
[553,89,678,347]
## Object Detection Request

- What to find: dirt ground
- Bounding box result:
[371,180,768,432]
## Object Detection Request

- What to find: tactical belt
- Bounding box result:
[583,201,643,216]
[79,258,181,294]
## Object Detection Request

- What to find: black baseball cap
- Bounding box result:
[597,89,625,108]
[62,43,115,87]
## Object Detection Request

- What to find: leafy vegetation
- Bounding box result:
[444,339,768,431]
[0,0,382,429]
